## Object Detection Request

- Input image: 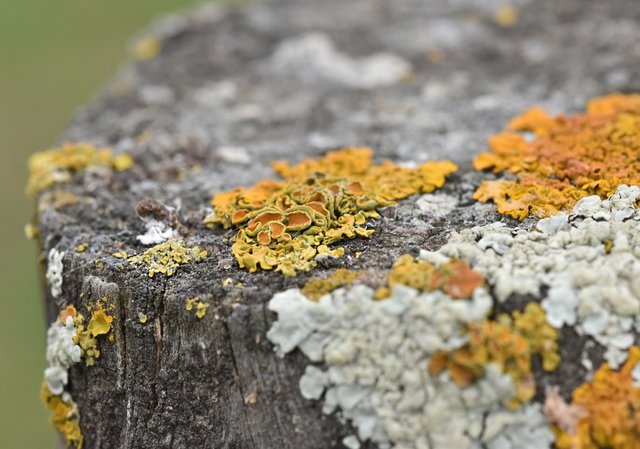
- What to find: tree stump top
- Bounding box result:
[33,0,640,448]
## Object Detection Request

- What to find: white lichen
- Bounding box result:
[46,248,65,298]
[421,185,640,367]
[267,284,552,449]
[45,316,82,395]
[268,33,412,89]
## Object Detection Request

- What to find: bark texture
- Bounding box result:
[34,0,640,448]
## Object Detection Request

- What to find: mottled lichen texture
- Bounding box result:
[42,302,114,448]
[26,143,133,197]
[30,0,640,447]
[205,147,456,276]
[474,94,640,220]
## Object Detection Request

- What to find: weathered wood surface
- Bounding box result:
[35,0,640,448]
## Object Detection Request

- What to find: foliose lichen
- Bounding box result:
[301,268,363,301]
[551,346,640,449]
[40,383,83,449]
[205,147,457,276]
[422,185,640,367]
[26,143,133,197]
[473,94,640,220]
[185,297,209,319]
[267,279,554,449]
[46,248,65,298]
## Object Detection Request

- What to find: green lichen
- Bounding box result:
[186,297,209,319]
[128,238,207,277]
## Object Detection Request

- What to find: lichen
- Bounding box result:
[553,346,640,449]
[26,143,133,197]
[127,238,207,277]
[205,147,457,276]
[185,297,208,319]
[133,36,161,61]
[267,284,554,449]
[72,302,114,367]
[473,94,640,220]
[429,302,559,409]
[301,268,363,301]
[46,248,65,298]
[422,185,640,367]
[41,383,83,449]
[374,254,484,300]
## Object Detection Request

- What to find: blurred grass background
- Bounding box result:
[0,1,202,447]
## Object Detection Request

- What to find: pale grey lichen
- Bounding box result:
[415,193,458,219]
[267,284,552,449]
[421,185,640,367]
[46,248,65,298]
[45,316,82,395]
[268,33,412,88]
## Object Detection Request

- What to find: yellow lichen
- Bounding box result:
[301,268,363,301]
[494,5,518,27]
[38,190,79,212]
[138,312,148,324]
[133,36,161,61]
[374,254,484,300]
[128,238,207,277]
[41,383,83,449]
[429,303,559,409]
[26,143,133,197]
[66,302,114,367]
[554,346,640,449]
[473,94,640,219]
[74,243,88,253]
[206,147,457,276]
[186,297,208,319]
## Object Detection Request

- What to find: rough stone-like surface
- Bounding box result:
[32,0,640,448]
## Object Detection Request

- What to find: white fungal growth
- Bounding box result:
[46,248,65,298]
[268,33,412,89]
[421,185,640,367]
[45,316,82,395]
[267,285,553,449]
[136,220,178,245]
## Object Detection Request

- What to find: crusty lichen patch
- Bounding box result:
[552,346,640,449]
[430,302,559,409]
[127,238,207,277]
[422,185,640,368]
[473,93,640,219]
[26,143,133,197]
[185,297,209,319]
[301,268,363,301]
[374,254,484,300]
[41,383,83,449]
[205,147,457,276]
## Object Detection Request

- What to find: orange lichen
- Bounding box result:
[473,93,640,219]
[429,303,559,409]
[205,147,457,276]
[374,254,484,300]
[27,143,133,197]
[553,346,640,449]
[41,383,83,449]
[301,268,363,301]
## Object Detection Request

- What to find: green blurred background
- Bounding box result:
[0,1,202,447]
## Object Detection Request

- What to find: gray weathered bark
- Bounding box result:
[34,0,640,448]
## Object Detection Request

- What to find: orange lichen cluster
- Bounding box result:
[40,383,83,449]
[473,93,640,220]
[205,148,457,276]
[553,346,640,449]
[429,303,559,408]
[374,254,484,300]
[26,143,133,197]
[301,268,363,300]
